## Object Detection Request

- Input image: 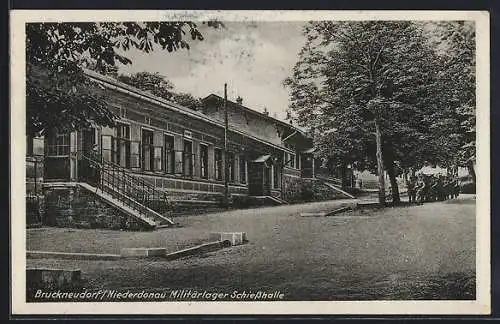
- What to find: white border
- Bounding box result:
[11,10,490,315]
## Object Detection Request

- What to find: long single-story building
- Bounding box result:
[26,69,352,230]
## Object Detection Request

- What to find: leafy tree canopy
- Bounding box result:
[115,71,204,111]
[284,20,476,200]
[26,21,223,136]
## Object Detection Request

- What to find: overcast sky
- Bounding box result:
[117,22,307,121]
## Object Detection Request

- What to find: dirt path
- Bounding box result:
[27,195,476,300]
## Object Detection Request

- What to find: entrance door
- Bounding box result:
[44,133,71,181]
[78,129,96,181]
[263,165,271,196]
[248,162,271,196]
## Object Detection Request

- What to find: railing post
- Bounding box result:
[122,169,126,194]
[142,179,145,204]
[100,162,104,190]
[112,163,115,195]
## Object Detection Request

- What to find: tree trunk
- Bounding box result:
[375,119,386,206]
[340,163,348,189]
[387,161,401,204]
[384,145,400,204]
[467,161,476,184]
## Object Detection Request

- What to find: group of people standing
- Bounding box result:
[407,174,461,204]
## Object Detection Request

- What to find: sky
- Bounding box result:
[117,22,307,121]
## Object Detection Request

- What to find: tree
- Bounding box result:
[117,71,175,100]
[116,71,204,111]
[171,92,204,111]
[26,21,223,137]
[430,21,476,182]
[285,21,445,206]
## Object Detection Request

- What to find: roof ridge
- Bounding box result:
[202,93,305,134]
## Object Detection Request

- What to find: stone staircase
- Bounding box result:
[82,153,175,229]
[247,195,288,207]
[78,182,174,228]
[318,179,356,199]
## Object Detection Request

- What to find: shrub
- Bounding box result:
[460,181,476,194]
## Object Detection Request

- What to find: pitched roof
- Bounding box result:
[202,93,308,137]
[82,69,306,151]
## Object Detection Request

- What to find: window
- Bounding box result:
[142,129,154,171]
[154,146,163,171]
[290,152,296,168]
[283,152,296,169]
[284,143,296,169]
[215,148,223,181]
[183,140,193,177]
[119,107,127,118]
[200,144,208,179]
[239,155,246,184]
[164,135,175,174]
[130,141,140,168]
[116,123,130,168]
[47,134,70,156]
[227,152,235,182]
[101,135,112,162]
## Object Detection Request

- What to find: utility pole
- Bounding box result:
[223,83,229,209]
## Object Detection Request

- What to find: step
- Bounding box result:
[319,181,356,199]
[172,199,220,205]
[78,182,157,227]
[103,183,175,225]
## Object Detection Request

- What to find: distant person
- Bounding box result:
[453,177,461,199]
[407,175,417,204]
[356,178,363,189]
[416,174,427,203]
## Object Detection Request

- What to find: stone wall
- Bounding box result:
[43,186,147,231]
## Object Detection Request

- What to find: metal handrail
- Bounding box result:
[82,152,172,222]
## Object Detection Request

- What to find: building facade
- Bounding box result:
[37,69,318,204]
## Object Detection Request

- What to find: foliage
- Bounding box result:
[285,22,443,173]
[284,21,476,201]
[26,21,223,136]
[171,92,204,110]
[116,71,205,111]
[429,21,476,167]
[117,71,175,100]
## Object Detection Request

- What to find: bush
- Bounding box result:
[460,181,476,194]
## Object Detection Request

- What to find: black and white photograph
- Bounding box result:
[11,10,490,315]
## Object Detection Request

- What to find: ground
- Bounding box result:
[27,195,476,301]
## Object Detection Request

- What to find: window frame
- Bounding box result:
[116,122,131,168]
[163,133,175,175]
[183,139,194,177]
[227,152,235,183]
[141,128,155,172]
[200,143,209,179]
[214,147,223,181]
[46,133,70,157]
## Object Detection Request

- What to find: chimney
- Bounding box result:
[236,96,243,105]
[263,107,269,116]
